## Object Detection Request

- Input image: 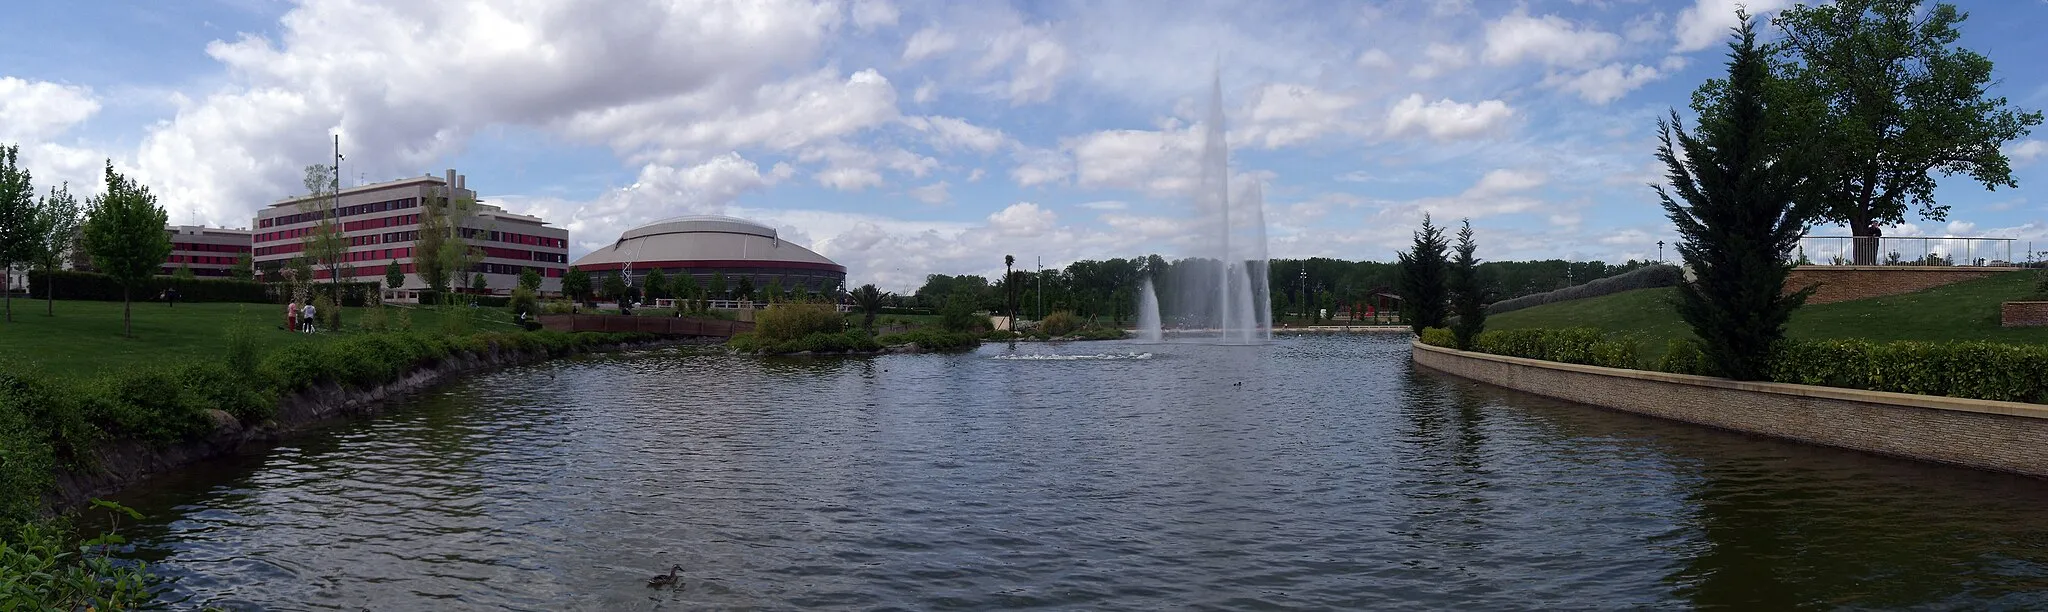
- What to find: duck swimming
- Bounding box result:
[647,564,683,589]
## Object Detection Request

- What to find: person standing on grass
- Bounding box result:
[288,298,299,331]
[302,301,316,333]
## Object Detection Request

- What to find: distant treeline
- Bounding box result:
[903,255,1662,322]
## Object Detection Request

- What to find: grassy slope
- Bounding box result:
[0,299,518,378]
[1487,270,2048,360]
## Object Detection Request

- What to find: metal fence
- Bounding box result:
[1795,236,2019,267]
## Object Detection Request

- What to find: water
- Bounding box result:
[1162,70,1270,344]
[112,336,2048,609]
[1136,277,1162,343]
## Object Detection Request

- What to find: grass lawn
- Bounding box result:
[0,299,520,378]
[1488,270,2048,361]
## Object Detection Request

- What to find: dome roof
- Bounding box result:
[571,215,843,272]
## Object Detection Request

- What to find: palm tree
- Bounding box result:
[850,283,889,333]
[1004,254,1016,330]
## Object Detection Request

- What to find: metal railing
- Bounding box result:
[1794,236,2019,267]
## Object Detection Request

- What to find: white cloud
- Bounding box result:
[1469,168,1549,195]
[1548,63,1667,104]
[2007,139,2045,164]
[1483,10,1622,67]
[987,202,1056,237]
[1409,43,1470,79]
[0,78,100,143]
[498,153,787,254]
[1673,0,1792,52]
[903,115,1010,153]
[908,181,949,205]
[1236,83,1362,148]
[1384,94,1514,140]
[562,68,901,165]
[1356,48,1395,69]
[1068,126,1201,196]
[902,26,957,62]
[1078,200,1127,211]
[1010,146,1070,187]
[912,79,938,104]
[966,168,986,182]
[850,0,898,31]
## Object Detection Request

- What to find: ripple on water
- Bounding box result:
[104,336,2048,610]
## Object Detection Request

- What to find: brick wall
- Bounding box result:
[1411,341,2048,478]
[2002,302,2048,327]
[1784,265,2011,305]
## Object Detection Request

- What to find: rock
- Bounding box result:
[205,409,243,436]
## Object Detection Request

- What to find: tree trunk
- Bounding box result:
[45,273,53,316]
[1850,217,1878,265]
[123,286,132,338]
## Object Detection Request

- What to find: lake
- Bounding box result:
[113,334,2048,609]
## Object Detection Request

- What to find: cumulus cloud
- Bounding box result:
[1548,63,1667,104]
[908,181,950,205]
[1384,94,1514,140]
[1409,43,1470,79]
[1673,0,1792,52]
[902,115,1010,153]
[2007,139,2045,164]
[1483,10,1622,67]
[498,152,789,254]
[1235,83,1363,148]
[987,202,1056,236]
[0,78,101,143]
[902,26,957,62]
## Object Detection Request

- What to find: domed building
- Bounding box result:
[571,216,845,296]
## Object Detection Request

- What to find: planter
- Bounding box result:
[2002,301,2048,327]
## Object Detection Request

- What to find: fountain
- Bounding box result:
[1136,277,1162,343]
[1138,70,1271,344]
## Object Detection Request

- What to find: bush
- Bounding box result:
[29,269,271,303]
[755,303,845,343]
[1471,328,1640,369]
[1040,311,1082,336]
[0,518,160,609]
[1764,339,2048,403]
[1485,264,1683,315]
[1656,338,1710,375]
[82,368,209,443]
[1418,327,1456,348]
[176,361,275,424]
[729,329,881,354]
[542,299,576,314]
[1071,327,1127,341]
[313,294,339,330]
[878,329,982,352]
[509,287,538,318]
[940,300,986,333]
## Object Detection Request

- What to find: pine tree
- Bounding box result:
[1448,219,1487,349]
[1396,214,1450,334]
[1656,12,1818,380]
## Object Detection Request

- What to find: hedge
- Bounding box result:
[27,270,379,306]
[1485,264,1682,315]
[1420,326,1641,369]
[877,329,982,352]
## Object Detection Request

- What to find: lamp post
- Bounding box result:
[1657,240,1665,263]
[1298,262,1307,320]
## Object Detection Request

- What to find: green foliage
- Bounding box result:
[1418,327,1456,348]
[28,181,81,316]
[0,511,160,610]
[518,267,543,293]
[81,161,172,337]
[0,145,37,320]
[848,284,888,332]
[728,329,881,354]
[601,273,627,302]
[173,265,196,283]
[709,272,728,299]
[470,272,487,293]
[1656,16,1815,381]
[876,329,982,352]
[1040,310,1082,336]
[1447,219,1486,349]
[28,269,275,304]
[733,276,754,301]
[939,290,986,333]
[1471,328,1642,369]
[754,303,845,343]
[1765,338,2048,403]
[509,286,538,317]
[1656,338,1711,376]
[81,367,212,443]
[312,294,338,330]
[386,260,406,292]
[561,267,591,303]
[1397,214,1450,334]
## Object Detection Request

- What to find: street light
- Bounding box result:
[1657,240,1665,263]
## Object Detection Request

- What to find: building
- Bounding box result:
[163,225,253,277]
[251,170,568,293]
[570,215,846,296]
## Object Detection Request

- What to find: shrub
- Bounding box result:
[1485,264,1683,315]
[755,303,844,342]
[508,287,538,319]
[1656,338,1709,375]
[1471,328,1639,369]
[940,300,986,333]
[176,361,275,424]
[1071,327,1127,341]
[542,299,576,314]
[0,518,160,609]
[729,329,881,354]
[312,294,338,330]
[83,368,208,443]
[1418,327,1457,348]
[878,329,982,352]
[1041,311,1082,336]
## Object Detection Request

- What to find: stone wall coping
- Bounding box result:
[1791,265,2018,271]
[1411,340,2048,421]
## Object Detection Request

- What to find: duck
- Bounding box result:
[647,564,684,589]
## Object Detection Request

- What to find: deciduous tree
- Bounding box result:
[29,182,79,316]
[81,161,171,338]
[0,145,38,322]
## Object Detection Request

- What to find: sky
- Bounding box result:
[1,0,2044,292]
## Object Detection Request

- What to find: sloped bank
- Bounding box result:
[47,336,679,513]
[1411,340,2048,478]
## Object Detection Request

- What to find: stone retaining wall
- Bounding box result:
[1785,265,2012,305]
[1411,340,2048,477]
[2002,302,2048,327]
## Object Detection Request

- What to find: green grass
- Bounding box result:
[0,299,519,378]
[1488,270,2048,361]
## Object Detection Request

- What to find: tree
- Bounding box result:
[173,264,196,283]
[850,283,888,332]
[414,181,479,302]
[299,164,347,308]
[1695,1,2041,263]
[1448,219,1487,350]
[643,268,668,301]
[289,257,314,301]
[231,251,255,281]
[1656,13,1819,381]
[561,267,591,305]
[1396,214,1450,334]
[471,272,488,294]
[81,161,171,338]
[733,276,754,302]
[672,272,700,311]
[709,272,728,300]
[29,182,79,316]
[601,272,627,303]
[385,260,405,293]
[0,145,36,322]
[516,267,541,294]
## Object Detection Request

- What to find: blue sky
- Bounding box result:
[2,0,2043,291]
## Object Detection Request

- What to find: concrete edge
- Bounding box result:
[1410,340,2048,420]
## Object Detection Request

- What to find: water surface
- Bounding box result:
[115,335,2048,609]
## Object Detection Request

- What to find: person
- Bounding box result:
[166,287,179,307]
[287,299,299,332]
[302,301,317,334]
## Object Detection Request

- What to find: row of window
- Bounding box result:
[259,197,418,228]
[168,255,239,265]
[310,263,565,279]
[171,241,250,253]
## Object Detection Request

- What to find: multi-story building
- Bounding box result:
[251,170,568,293]
[163,225,253,277]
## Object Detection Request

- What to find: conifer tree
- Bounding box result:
[1447,219,1486,349]
[1396,214,1450,334]
[1656,13,1818,380]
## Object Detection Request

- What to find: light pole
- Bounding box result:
[1298,262,1307,320]
[1657,240,1665,264]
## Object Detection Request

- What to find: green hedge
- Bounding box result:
[728,330,881,354]
[877,329,982,352]
[1472,328,1642,369]
[26,270,379,306]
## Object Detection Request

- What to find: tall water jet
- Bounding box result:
[1175,68,1270,344]
[1136,277,1163,343]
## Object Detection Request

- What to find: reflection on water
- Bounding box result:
[110,335,2048,610]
